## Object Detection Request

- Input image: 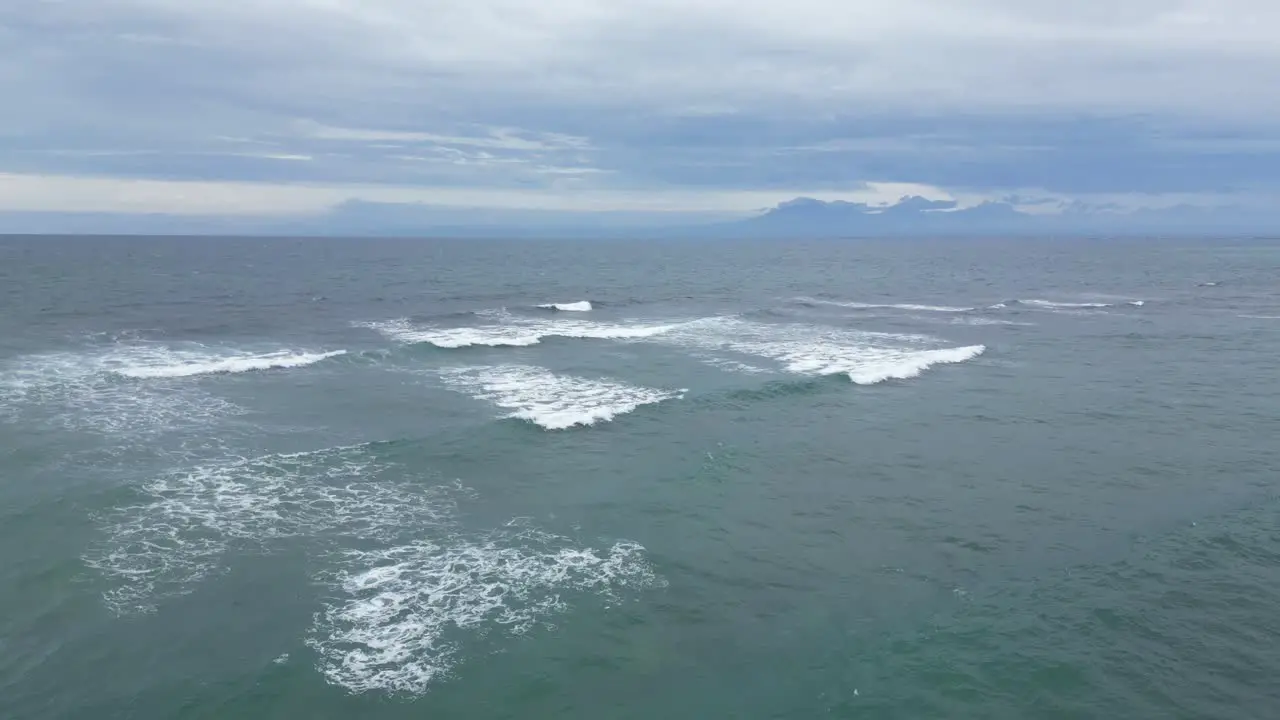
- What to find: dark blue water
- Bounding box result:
[2,235,1279,719]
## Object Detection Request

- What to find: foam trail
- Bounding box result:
[948,317,1035,327]
[440,365,684,429]
[361,317,681,349]
[796,298,975,313]
[1023,299,1144,309]
[537,301,592,312]
[308,528,660,695]
[114,350,346,378]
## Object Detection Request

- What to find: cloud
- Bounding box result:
[1,0,1279,219]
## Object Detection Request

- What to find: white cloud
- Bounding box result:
[300,122,591,152]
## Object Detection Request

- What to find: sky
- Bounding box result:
[2,0,1279,228]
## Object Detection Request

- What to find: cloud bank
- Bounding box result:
[1,0,1278,227]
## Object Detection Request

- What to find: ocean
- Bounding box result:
[1,234,1278,719]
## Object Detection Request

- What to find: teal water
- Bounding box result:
[1,236,1278,719]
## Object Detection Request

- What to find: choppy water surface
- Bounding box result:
[1,235,1278,719]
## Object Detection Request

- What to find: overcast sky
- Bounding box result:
[2,0,1278,219]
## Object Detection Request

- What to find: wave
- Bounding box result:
[307,524,660,695]
[112,350,346,379]
[1239,314,1280,320]
[795,297,976,313]
[844,345,986,384]
[655,317,982,384]
[360,316,682,349]
[537,300,592,312]
[439,365,685,429]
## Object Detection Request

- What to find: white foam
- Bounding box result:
[1239,314,1280,319]
[361,316,679,349]
[84,446,465,614]
[307,526,660,695]
[0,349,244,434]
[948,317,1035,327]
[843,345,986,385]
[440,365,684,429]
[537,301,593,312]
[796,298,975,313]
[657,317,981,383]
[359,319,544,348]
[1023,299,1144,310]
[113,350,346,378]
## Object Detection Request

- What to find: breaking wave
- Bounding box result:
[656,317,984,384]
[112,350,347,379]
[439,365,685,429]
[359,316,682,349]
[0,349,245,434]
[537,300,592,312]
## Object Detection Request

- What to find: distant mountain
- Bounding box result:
[2,195,1276,238]
[724,195,1280,237]
[731,195,1036,237]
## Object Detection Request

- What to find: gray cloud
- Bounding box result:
[1,0,1278,214]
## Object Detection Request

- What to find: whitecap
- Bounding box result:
[655,317,982,383]
[360,316,682,349]
[112,350,346,379]
[795,297,975,313]
[537,301,593,312]
[843,345,986,385]
[0,349,245,434]
[439,365,684,429]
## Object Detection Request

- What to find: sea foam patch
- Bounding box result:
[85,444,663,695]
[84,446,463,614]
[308,524,660,695]
[0,342,342,433]
[440,365,685,429]
[0,350,244,434]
